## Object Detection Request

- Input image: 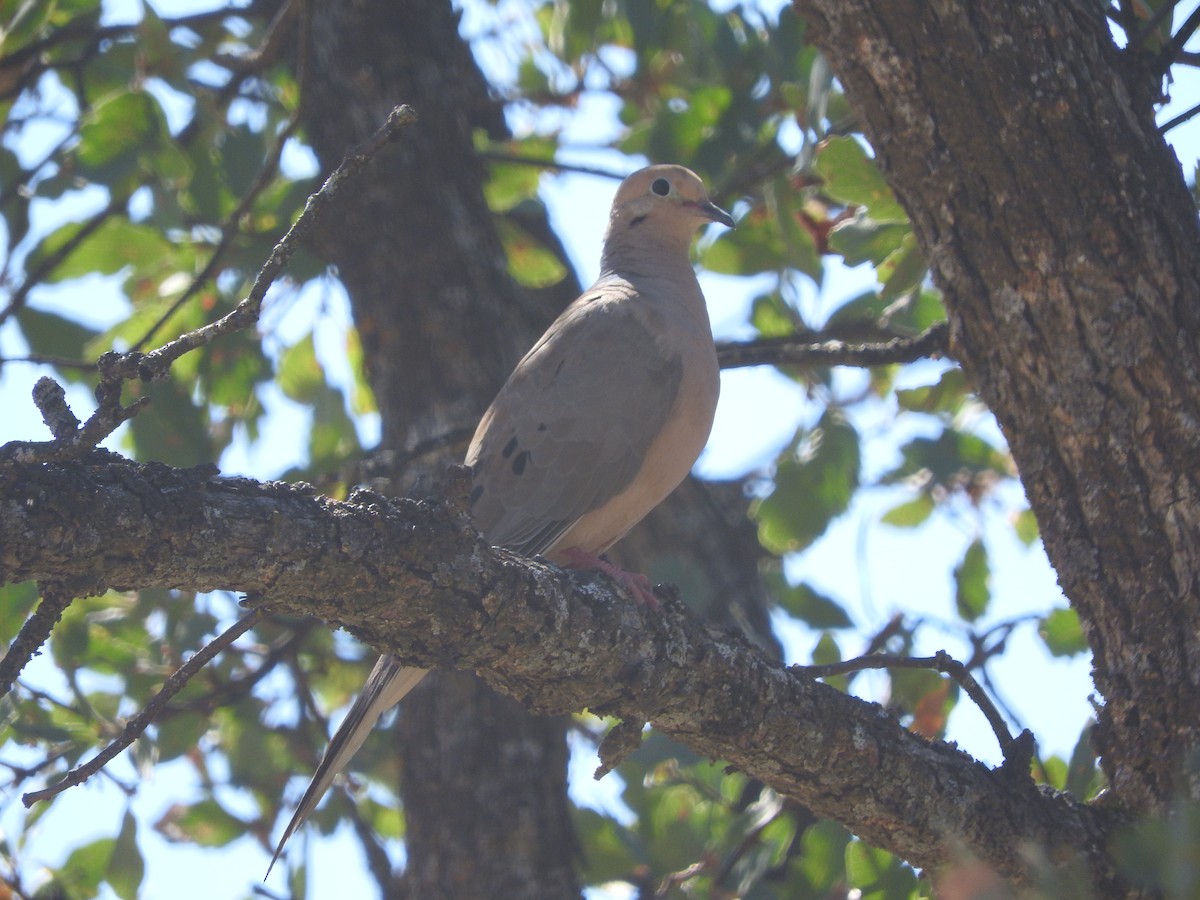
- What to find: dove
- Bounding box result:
[268,164,733,875]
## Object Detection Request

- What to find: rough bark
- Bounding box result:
[793,0,1200,818]
[0,456,1127,889]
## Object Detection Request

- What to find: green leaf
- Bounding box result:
[827,210,909,266]
[154,799,247,847]
[155,711,210,763]
[895,368,969,415]
[59,836,116,899]
[14,307,98,375]
[776,581,853,629]
[125,378,215,467]
[1039,607,1089,657]
[483,142,554,211]
[953,537,990,622]
[0,581,41,644]
[277,333,324,403]
[845,839,919,896]
[878,233,928,300]
[750,292,801,338]
[814,136,907,222]
[497,217,567,288]
[812,632,841,666]
[1065,722,1103,801]
[754,412,860,555]
[75,90,189,189]
[25,216,174,284]
[573,808,639,885]
[884,428,1011,487]
[1013,507,1040,545]
[107,810,144,899]
[880,494,934,528]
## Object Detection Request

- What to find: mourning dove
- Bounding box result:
[268,164,733,874]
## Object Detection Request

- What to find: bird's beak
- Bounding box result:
[699,199,735,229]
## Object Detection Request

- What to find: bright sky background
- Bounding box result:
[3,2,1200,898]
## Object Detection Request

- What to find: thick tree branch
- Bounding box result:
[0,454,1124,888]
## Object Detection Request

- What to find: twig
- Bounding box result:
[22,607,266,807]
[0,585,77,699]
[796,648,1019,760]
[132,0,310,351]
[1159,99,1200,132]
[716,321,950,370]
[8,104,418,463]
[0,194,126,328]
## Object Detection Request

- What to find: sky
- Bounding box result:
[3,1,1200,898]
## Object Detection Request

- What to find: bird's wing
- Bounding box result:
[465,286,683,557]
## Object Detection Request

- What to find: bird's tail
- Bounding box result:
[266,656,431,878]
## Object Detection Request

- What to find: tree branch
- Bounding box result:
[0,454,1121,887]
[716,322,950,370]
[20,607,265,806]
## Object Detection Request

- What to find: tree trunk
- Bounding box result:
[299,1,579,895]
[795,0,1200,816]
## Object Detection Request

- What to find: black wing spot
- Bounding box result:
[501,436,519,458]
[468,484,484,506]
[537,423,547,431]
[512,450,531,476]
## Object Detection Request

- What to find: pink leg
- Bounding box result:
[558,547,659,608]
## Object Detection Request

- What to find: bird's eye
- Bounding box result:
[651,178,671,197]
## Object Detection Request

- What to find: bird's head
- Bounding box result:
[606,165,735,249]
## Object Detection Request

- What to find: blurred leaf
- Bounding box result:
[25,216,174,284]
[798,820,852,892]
[776,581,853,629]
[574,808,639,885]
[828,211,909,266]
[1114,799,1200,897]
[125,378,214,467]
[878,233,928,301]
[76,90,189,189]
[278,333,324,403]
[812,632,841,666]
[814,136,907,222]
[497,217,567,288]
[156,711,210,763]
[884,429,1011,487]
[750,292,801,338]
[845,839,919,896]
[881,494,934,528]
[1013,507,1040,546]
[14,307,98,375]
[1039,607,1088,657]
[1065,722,1103,801]
[953,538,990,622]
[58,836,115,899]
[0,581,41,644]
[754,412,860,554]
[107,810,144,899]
[482,141,554,211]
[895,368,969,415]
[154,800,247,847]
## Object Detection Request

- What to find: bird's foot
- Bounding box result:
[559,547,659,608]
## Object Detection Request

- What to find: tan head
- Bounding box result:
[602,165,734,259]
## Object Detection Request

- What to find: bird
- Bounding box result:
[267,164,734,875]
